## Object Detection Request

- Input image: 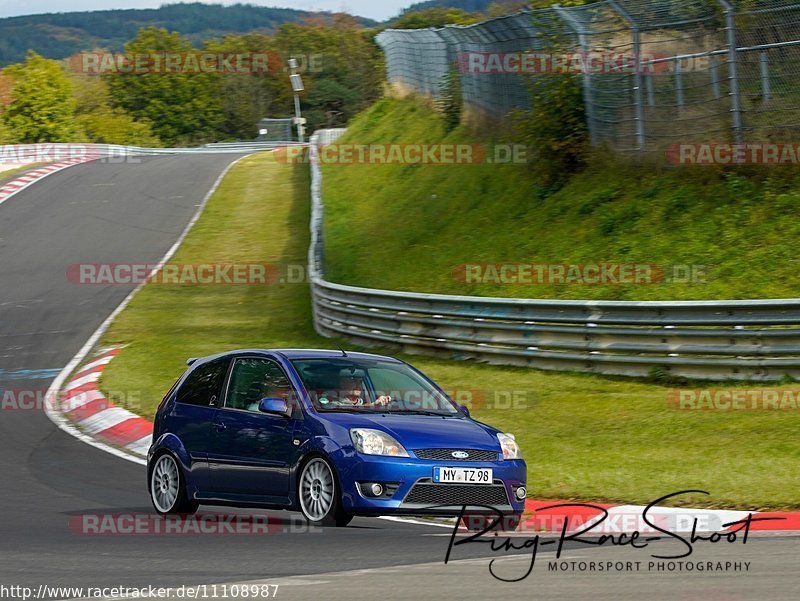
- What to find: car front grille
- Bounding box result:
[403,481,510,507]
[413,448,499,462]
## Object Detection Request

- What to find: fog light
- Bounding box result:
[515,486,527,501]
[370,483,384,497]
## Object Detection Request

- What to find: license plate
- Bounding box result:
[433,467,493,484]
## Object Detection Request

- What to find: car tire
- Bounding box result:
[298,456,352,527]
[149,452,199,515]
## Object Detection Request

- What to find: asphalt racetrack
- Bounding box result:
[0,155,795,600]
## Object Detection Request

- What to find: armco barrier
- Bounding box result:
[0,141,298,162]
[308,129,800,381]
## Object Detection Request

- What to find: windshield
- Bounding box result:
[291,358,460,415]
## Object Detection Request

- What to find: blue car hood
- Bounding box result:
[320,412,501,451]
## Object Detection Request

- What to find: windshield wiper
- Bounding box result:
[386,410,454,417]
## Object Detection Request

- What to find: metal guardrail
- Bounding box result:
[0,141,298,161]
[308,130,800,381]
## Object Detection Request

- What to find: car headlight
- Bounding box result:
[497,433,522,460]
[350,428,409,457]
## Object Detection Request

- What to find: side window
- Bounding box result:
[176,358,229,407]
[226,358,293,412]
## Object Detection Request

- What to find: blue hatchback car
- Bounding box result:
[147,349,527,528]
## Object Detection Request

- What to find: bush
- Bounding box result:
[512,72,589,188]
[437,67,462,133]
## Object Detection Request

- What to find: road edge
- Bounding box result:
[0,158,95,208]
[43,154,251,468]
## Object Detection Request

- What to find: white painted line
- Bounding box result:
[76,353,116,373]
[61,389,106,412]
[378,516,456,529]
[127,435,153,456]
[79,407,137,434]
[44,153,253,467]
[599,504,752,534]
[64,370,100,391]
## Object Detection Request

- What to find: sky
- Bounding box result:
[0,0,412,21]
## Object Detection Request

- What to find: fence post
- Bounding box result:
[759,51,771,102]
[710,55,721,100]
[553,5,598,147]
[608,0,646,155]
[675,59,685,111]
[717,0,744,145]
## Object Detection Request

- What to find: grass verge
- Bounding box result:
[98,152,800,510]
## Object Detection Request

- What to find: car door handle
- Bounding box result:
[214,421,227,433]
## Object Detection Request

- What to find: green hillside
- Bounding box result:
[322,96,800,301]
[0,2,378,66]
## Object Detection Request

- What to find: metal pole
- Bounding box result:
[710,55,721,100]
[609,0,645,154]
[759,51,771,102]
[293,94,304,143]
[717,0,743,145]
[289,58,306,144]
[675,59,685,111]
[553,5,598,147]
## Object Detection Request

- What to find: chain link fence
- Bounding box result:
[375,0,800,159]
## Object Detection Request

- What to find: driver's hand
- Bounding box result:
[374,395,392,406]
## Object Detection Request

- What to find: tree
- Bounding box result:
[203,33,284,141]
[106,27,224,146]
[392,8,480,29]
[2,52,77,142]
[485,2,530,17]
[72,74,161,146]
[0,119,15,144]
[271,15,383,132]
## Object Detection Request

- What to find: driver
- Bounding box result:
[321,374,391,408]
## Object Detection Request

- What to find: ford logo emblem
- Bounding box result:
[451,451,469,459]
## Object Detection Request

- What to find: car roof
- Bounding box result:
[193,348,403,365]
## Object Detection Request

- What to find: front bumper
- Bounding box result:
[333,451,527,516]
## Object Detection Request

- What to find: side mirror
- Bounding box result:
[456,403,470,418]
[258,398,290,417]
